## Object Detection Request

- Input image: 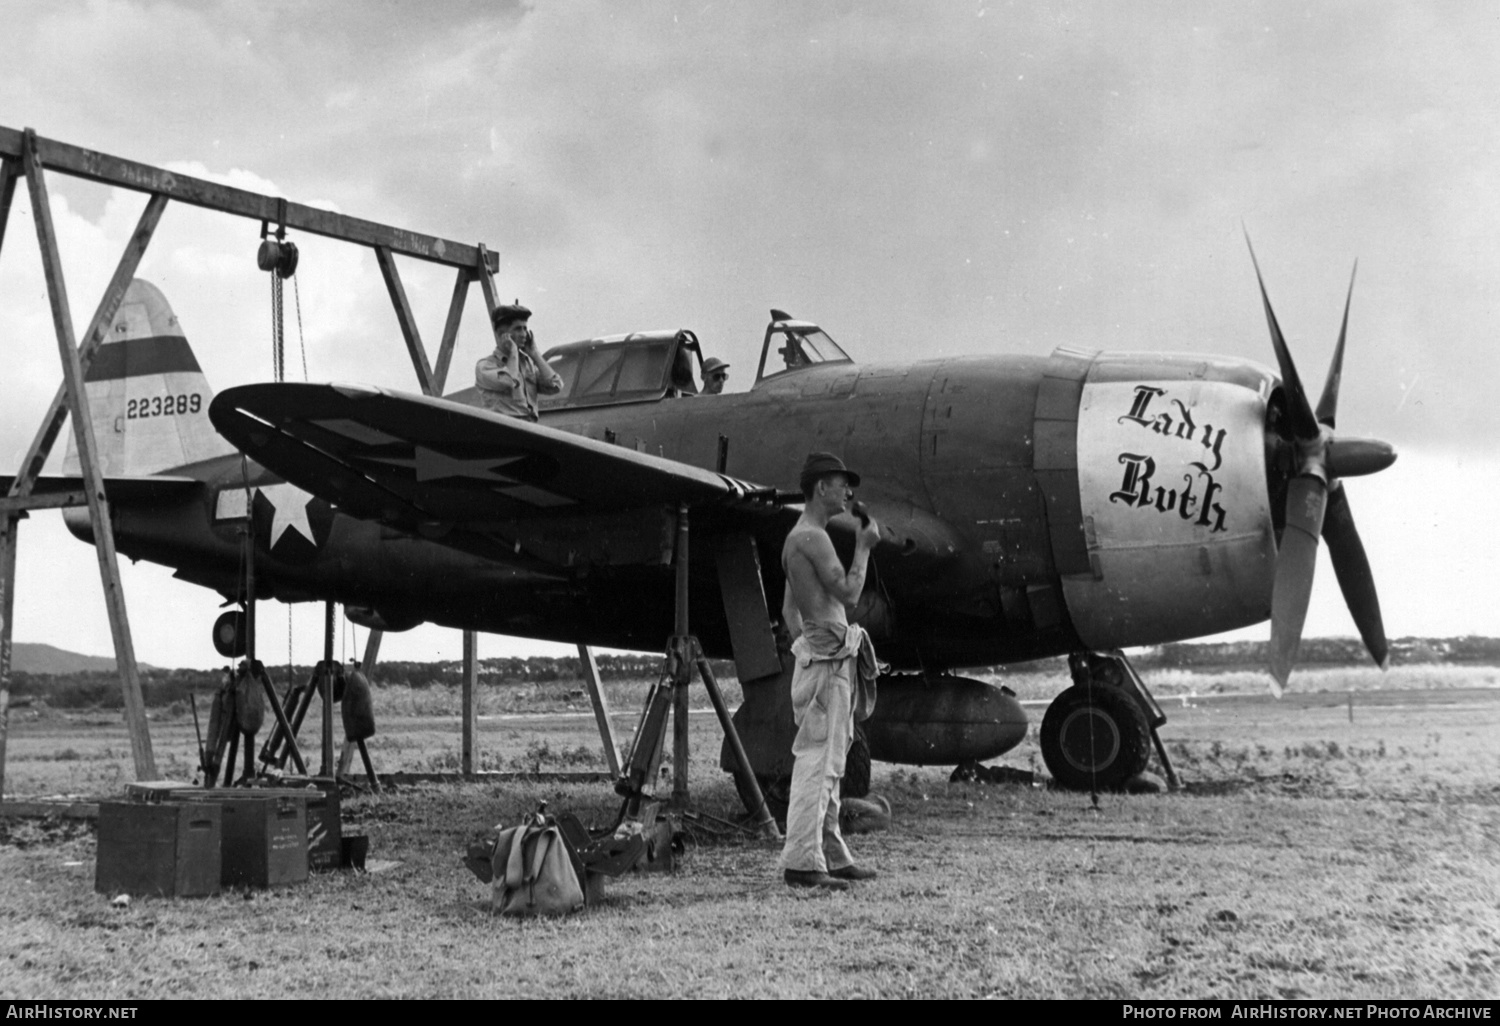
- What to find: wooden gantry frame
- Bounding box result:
[0,125,619,798]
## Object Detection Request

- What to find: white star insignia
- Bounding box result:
[363,447,577,508]
[260,483,317,549]
[369,447,527,483]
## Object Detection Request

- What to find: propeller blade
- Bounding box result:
[1321,482,1389,669]
[1316,262,1357,429]
[1244,232,1320,440]
[1268,475,1328,695]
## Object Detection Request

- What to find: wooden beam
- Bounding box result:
[578,644,621,777]
[0,157,18,262]
[374,246,436,395]
[462,631,478,774]
[0,126,496,273]
[0,800,101,821]
[8,193,168,502]
[432,266,472,395]
[451,248,500,777]
[22,130,155,780]
[321,601,335,778]
[379,771,609,786]
[0,515,19,800]
[475,248,503,333]
[358,260,473,682]
[360,630,382,678]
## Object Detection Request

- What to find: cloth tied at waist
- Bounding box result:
[790,620,878,722]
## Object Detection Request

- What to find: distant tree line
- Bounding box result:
[7,637,1497,710]
[3,652,734,710]
[1135,636,1500,671]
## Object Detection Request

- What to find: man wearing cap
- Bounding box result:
[778,451,882,891]
[702,357,730,395]
[476,301,563,421]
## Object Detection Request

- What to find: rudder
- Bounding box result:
[63,279,234,476]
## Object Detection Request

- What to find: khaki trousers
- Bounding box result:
[779,653,856,874]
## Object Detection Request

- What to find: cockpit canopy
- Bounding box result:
[753,310,853,386]
[530,312,854,412]
[539,330,702,411]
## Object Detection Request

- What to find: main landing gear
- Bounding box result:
[1039,651,1180,792]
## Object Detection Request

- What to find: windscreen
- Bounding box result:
[761,328,852,381]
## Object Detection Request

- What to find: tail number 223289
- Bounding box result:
[126,394,202,419]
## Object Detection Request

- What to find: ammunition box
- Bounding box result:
[95,801,222,898]
[212,793,309,889]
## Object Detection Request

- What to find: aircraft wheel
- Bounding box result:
[212,610,247,658]
[1039,684,1151,791]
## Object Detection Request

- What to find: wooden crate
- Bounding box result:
[95,801,221,898]
[172,785,339,876]
[303,785,342,872]
[214,794,309,889]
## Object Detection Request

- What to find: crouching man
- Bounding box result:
[778,452,881,891]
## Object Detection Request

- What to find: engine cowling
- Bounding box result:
[1059,351,1281,649]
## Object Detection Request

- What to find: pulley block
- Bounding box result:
[257,238,299,278]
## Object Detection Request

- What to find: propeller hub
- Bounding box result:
[1325,437,1397,479]
[1294,425,1333,485]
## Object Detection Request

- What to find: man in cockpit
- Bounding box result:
[702,357,730,395]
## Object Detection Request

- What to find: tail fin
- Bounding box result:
[63,279,235,476]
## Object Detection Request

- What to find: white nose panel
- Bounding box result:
[1063,378,1277,649]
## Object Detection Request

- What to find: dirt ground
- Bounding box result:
[1,672,1497,999]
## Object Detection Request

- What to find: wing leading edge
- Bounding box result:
[208,382,785,565]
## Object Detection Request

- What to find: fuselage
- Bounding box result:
[77,347,1284,672]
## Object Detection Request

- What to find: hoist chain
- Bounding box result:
[270,271,285,383]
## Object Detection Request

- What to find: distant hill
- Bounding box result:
[10,643,154,675]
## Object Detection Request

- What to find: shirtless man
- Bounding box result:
[778,452,882,890]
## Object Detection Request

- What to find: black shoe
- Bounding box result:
[828,864,877,881]
[783,869,851,891]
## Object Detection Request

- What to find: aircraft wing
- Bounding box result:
[208,383,786,552]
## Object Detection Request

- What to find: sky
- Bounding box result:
[1,0,1497,670]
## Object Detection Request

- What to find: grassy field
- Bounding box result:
[1,667,1498,999]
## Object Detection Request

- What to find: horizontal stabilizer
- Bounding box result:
[2,474,202,506]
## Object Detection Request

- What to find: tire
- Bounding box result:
[212,610,247,658]
[1039,684,1151,791]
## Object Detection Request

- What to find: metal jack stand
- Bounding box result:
[615,503,781,842]
[260,601,376,789]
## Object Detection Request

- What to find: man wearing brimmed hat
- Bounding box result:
[778,451,882,890]
[701,356,730,395]
[476,301,563,421]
